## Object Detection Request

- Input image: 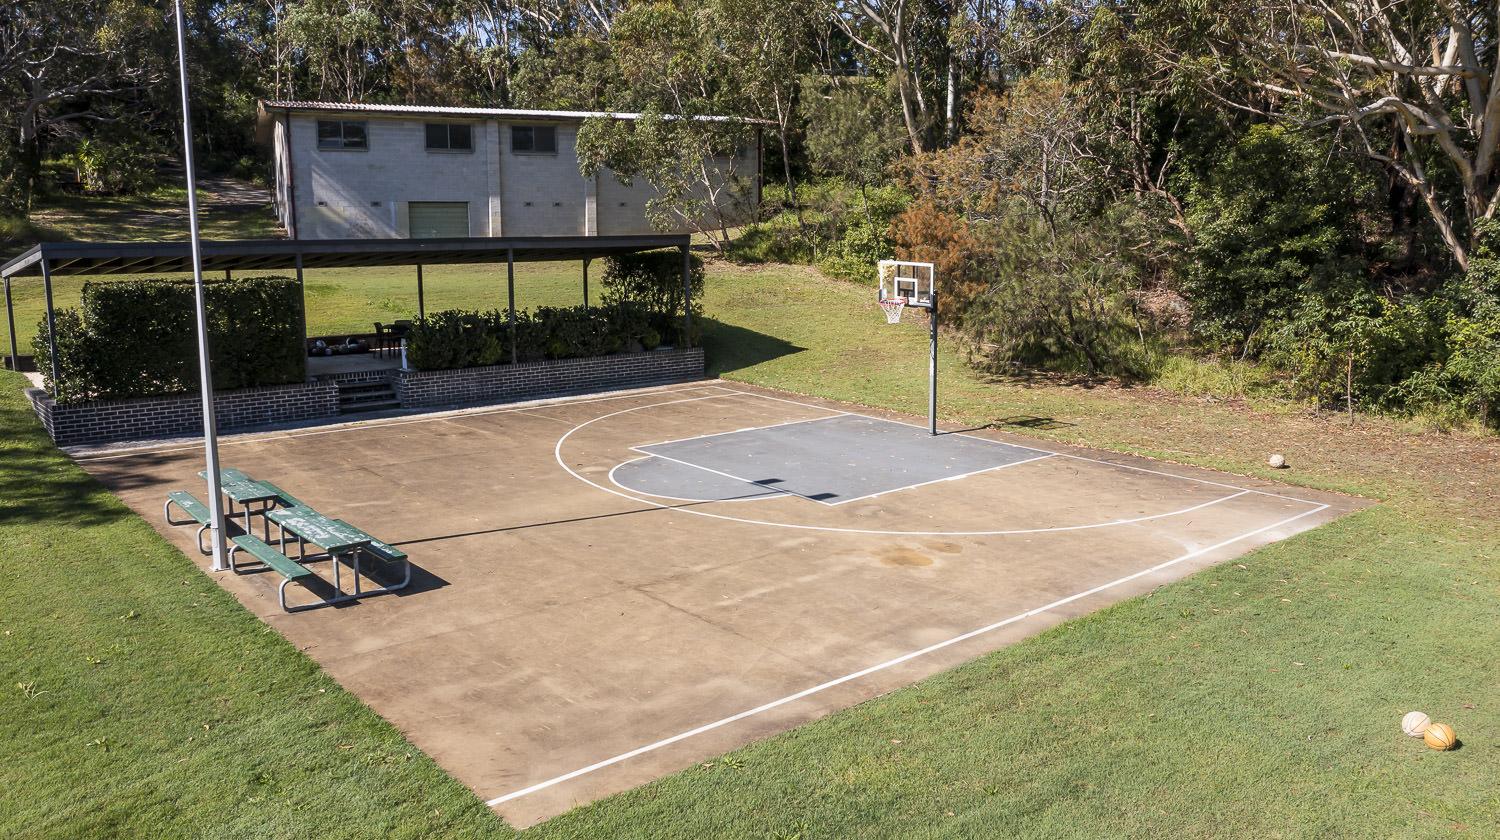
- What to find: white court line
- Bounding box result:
[485,501,1332,807]
[606,456,789,504]
[633,409,1057,508]
[630,409,850,450]
[557,395,1263,536]
[718,388,1326,507]
[630,443,1056,509]
[818,451,1056,507]
[72,382,737,462]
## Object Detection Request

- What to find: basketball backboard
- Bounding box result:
[878,260,935,309]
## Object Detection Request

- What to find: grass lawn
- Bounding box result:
[4,202,1500,834]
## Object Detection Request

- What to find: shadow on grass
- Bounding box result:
[699,317,806,377]
[995,415,1076,431]
[0,393,126,528]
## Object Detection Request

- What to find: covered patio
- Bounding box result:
[2,234,694,399]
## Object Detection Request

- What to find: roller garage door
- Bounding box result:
[408,202,470,238]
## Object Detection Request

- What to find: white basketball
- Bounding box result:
[1268,453,1287,469]
[1402,711,1431,738]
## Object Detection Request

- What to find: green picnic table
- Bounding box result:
[199,469,282,538]
[267,508,373,598]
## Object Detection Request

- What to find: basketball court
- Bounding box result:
[77,379,1362,826]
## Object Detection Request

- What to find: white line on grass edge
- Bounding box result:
[485,501,1331,807]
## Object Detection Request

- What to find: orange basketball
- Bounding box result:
[1423,722,1457,751]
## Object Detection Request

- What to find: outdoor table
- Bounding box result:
[198,470,281,539]
[267,509,373,596]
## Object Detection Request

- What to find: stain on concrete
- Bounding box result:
[878,546,934,567]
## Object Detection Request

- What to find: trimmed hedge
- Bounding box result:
[406,252,704,371]
[405,303,662,371]
[33,276,305,402]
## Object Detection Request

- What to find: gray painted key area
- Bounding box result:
[617,414,1050,505]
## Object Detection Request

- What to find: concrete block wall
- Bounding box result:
[497,122,588,236]
[275,108,762,240]
[293,115,496,239]
[394,347,705,408]
[27,381,340,447]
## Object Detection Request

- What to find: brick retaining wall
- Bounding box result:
[27,381,340,447]
[24,348,704,447]
[395,347,705,408]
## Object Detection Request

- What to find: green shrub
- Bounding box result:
[1183,124,1375,356]
[31,276,305,402]
[70,136,160,195]
[404,302,670,371]
[600,250,704,345]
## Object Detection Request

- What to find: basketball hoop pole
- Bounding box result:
[927,293,938,435]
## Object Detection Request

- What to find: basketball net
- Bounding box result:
[879,298,906,324]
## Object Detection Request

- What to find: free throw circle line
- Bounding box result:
[555,393,1281,537]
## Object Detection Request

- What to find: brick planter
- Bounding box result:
[394,347,705,408]
[27,380,340,447]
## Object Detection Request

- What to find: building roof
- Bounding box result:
[1,235,690,279]
[259,100,769,125]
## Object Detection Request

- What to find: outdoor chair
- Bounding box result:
[373,322,392,357]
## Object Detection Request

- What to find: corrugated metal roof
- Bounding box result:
[260,100,768,125]
[1,235,691,279]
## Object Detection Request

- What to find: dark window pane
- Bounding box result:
[450,123,472,150]
[425,123,447,149]
[535,126,556,153]
[341,122,367,149]
[317,120,342,148]
[511,125,533,152]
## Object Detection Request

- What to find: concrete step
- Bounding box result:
[339,398,402,413]
[335,378,399,413]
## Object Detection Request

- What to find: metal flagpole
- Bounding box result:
[173,0,229,572]
[928,293,938,435]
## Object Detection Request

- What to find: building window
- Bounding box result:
[511,125,557,154]
[425,123,473,152]
[317,120,368,150]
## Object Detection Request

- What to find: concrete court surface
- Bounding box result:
[77,380,1365,826]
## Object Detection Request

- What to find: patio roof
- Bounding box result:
[1,234,691,279]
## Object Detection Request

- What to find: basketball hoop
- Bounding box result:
[879,297,906,324]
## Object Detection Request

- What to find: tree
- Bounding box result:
[1138,0,1500,270]
[0,0,165,211]
[575,1,759,251]
[804,79,906,218]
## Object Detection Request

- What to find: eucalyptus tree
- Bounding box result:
[1136,0,1500,269]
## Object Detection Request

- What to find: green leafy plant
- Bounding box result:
[32,277,305,402]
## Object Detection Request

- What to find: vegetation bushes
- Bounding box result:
[405,251,698,371]
[404,303,664,371]
[32,277,305,402]
[731,180,907,283]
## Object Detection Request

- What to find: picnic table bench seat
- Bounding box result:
[228,535,320,611]
[163,491,214,555]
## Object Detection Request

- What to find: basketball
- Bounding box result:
[1268,453,1287,469]
[1402,711,1431,737]
[1423,722,1457,751]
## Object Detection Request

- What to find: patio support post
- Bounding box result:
[582,258,590,311]
[507,247,517,364]
[416,264,425,320]
[41,260,61,398]
[4,275,18,372]
[224,269,231,280]
[680,243,693,348]
[294,252,307,347]
[173,0,229,572]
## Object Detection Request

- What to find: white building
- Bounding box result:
[256,100,762,240]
